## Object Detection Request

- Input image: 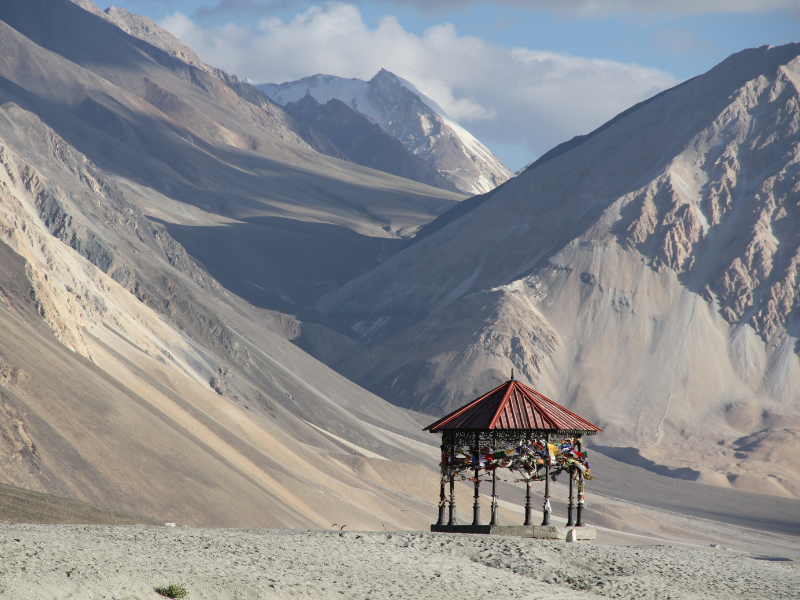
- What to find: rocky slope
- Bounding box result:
[0,91,448,528]
[320,44,800,499]
[260,70,513,195]
[0,0,472,527]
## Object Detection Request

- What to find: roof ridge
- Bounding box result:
[487,380,515,429]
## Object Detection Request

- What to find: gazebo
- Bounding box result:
[425,373,602,537]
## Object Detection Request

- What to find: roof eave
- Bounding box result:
[427,426,601,435]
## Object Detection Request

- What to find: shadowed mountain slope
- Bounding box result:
[284,95,461,193]
[0,0,463,357]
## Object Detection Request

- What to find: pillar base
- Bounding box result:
[430,524,596,540]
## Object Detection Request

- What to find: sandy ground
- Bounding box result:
[0,525,797,600]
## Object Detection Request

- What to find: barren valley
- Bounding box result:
[0,3,796,597]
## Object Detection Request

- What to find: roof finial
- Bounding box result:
[510,367,514,381]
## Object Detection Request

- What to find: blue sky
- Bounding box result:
[111,1,798,171]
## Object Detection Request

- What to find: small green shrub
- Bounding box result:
[155,583,188,599]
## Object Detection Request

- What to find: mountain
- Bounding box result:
[259,70,514,195]
[283,95,460,193]
[319,44,800,499]
[1,0,798,536]
[0,0,477,527]
[1,0,465,348]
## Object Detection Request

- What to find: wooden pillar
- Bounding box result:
[523,479,532,526]
[436,439,447,526]
[567,466,575,526]
[541,433,551,526]
[448,473,457,525]
[472,432,481,526]
[523,434,532,526]
[576,475,585,527]
[576,438,585,526]
[490,432,499,526]
[448,433,457,526]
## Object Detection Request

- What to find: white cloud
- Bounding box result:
[160,3,679,168]
[185,0,800,19]
[371,0,799,17]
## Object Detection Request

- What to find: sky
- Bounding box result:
[109,0,798,171]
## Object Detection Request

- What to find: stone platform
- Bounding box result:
[430,524,596,541]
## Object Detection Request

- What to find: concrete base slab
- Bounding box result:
[566,527,596,541]
[430,524,597,540]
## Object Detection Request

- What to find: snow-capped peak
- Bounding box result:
[258,70,512,195]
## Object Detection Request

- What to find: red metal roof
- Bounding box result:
[424,379,602,435]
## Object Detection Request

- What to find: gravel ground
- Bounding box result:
[0,525,797,600]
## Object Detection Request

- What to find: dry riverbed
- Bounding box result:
[0,525,797,599]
